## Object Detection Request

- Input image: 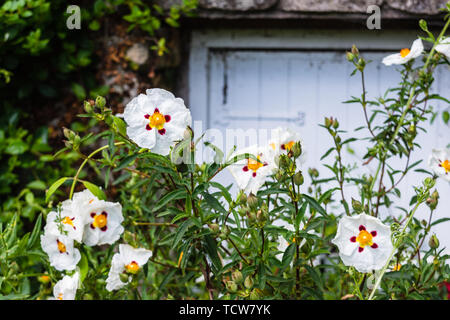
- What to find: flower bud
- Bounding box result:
[244,276,254,289]
[351,198,363,213]
[238,192,247,206]
[423,177,436,189]
[238,207,247,217]
[95,96,106,108]
[232,270,243,284]
[249,289,261,300]
[293,171,304,186]
[84,100,94,113]
[62,127,75,140]
[209,223,220,234]
[226,280,237,293]
[119,273,130,283]
[291,141,302,158]
[275,170,284,182]
[324,117,332,128]
[351,44,359,56]
[247,193,258,210]
[346,52,355,61]
[332,119,339,129]
[429,234,439,249]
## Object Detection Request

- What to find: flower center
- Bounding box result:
[144,108,171,135]
[125,261,140,274]
[57,293,63,300]
[439,159,450,173]
[150,111,166,130]
[91,212,108,231]
[356,230,373,247]
[400,48,410,58]
[281,141,295,151]
[62,216,75,229]
[56,239,66,253]
[247,156,264,172]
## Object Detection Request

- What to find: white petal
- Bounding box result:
[408,38,424,59]
[436,37,450,59]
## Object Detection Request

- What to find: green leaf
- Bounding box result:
[153,189,187,212]
[281,243,296,270]
[172,219,193,249]
[81,181,107,200]
[27,214,42,249]
[78,252,89,282]
[112,116,127,136]
[302,194,328,217]
[46,177,70,202]
[204,235,222,273]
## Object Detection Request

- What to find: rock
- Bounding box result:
[125,43,149,66]
[199,0,278,11]
[386,0,448,15]
[280,0,383,12]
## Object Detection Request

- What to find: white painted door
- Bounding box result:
[188,29,450,253]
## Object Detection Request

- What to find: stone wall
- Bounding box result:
[159,0,448,19]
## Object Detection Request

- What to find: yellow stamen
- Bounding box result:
[57,293,63,300]
[440,159,450,173]
[125,261,140,274]
[400,48,410,58]
[92,213,107,229]
[247,155,264,172]
[356,230,373,248]
[57,240,66,253]
[392,264,402,271]
[270,143,276,151]
[149,111,166,130]
[284,141,295,151]
[61,216,75,229]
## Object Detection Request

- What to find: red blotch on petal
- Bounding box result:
[281,144,286,150]
[102,211,108,217]
[154,108,159,113]
[101,226,108,232]
[158,128,166,135]
[164,115,171,122]
[90,224,95,229]
[252,172,257,178]
[144,114,150,119]
[359,225,366,231]
[146,124,152,131]
[358,247,364,253]
[350,236,356,242]
[243,166,249,172]
[371,231,377,237]
[371,243,378,249]
[90,213,96,218]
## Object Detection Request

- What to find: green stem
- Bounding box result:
[69,142,125,199]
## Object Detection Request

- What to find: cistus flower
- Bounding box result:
[123,88,192,155]
[40,227,81,271]
[227,145,276,195]
[78,190,124,247]
[50,272,79,300]
[269,127,307,166]
[332,213,393,273]
[106,244,152,292]
[382,39,423,66]
[435,37,450,60]
[428,148,450,182]
[46,207,85,243]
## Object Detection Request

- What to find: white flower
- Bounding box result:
[50,272,79,300]
[382,39,423,66]
[123,88,192,155]
[331,213,393,273]
[227,145,276,195]
[436,37,450,60]
[428,148,450,182]
[40,227,81,272]
[269,127,307,168]
[45,208,84,243]
[80,191,124,247]
[106,244,152,292]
